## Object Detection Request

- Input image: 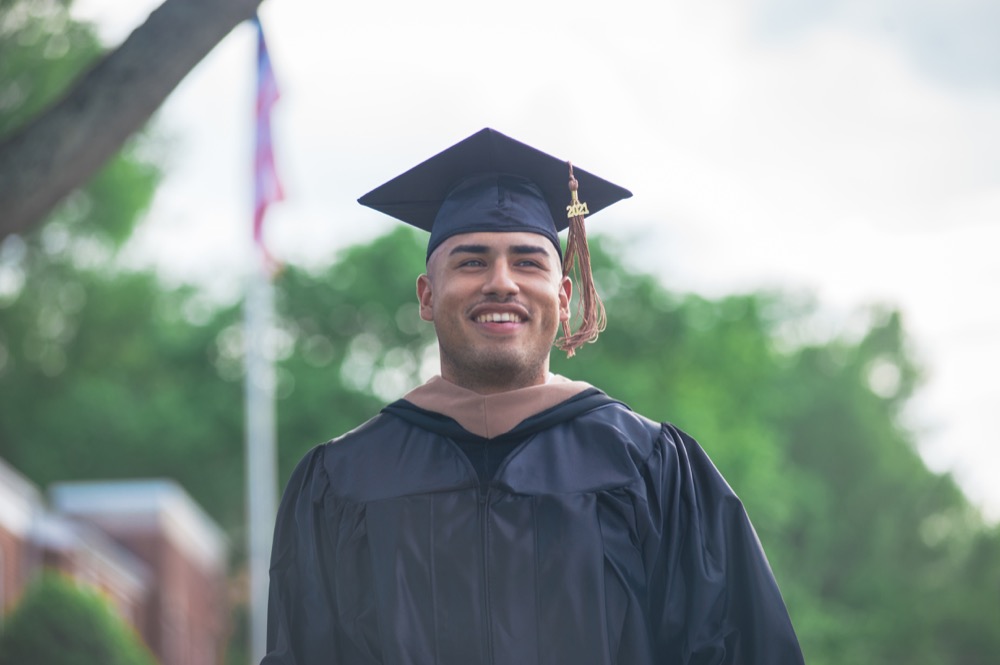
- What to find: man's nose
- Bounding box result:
[482,262,519,296]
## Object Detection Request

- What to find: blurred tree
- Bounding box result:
[0,574,157,665]
[763,310,1000,665]
[0,262,247,526]
[271,228,437,478]
[0,0,262,239]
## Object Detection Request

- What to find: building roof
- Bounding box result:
[49,479,228,573]
[0,456,43,537]
[32,512,151,594]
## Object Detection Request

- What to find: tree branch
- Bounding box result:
[0,0,263,241]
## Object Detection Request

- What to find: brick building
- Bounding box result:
[0,458,229,665]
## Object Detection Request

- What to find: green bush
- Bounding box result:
[0,575,156,665]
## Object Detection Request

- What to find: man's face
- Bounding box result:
[417,232,572,394]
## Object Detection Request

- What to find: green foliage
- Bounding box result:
[271,227,435,483]
[0,575,156,665]
[0,0,102,136]
[0,261,246,526]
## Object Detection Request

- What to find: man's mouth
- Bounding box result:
[474,312,523,324]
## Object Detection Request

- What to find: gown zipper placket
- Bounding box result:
[480,481,495,665]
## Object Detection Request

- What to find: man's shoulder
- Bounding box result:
[323,409,422,452]
[570,393,664,439]
[564,395,709,466]
[330,410,398,440]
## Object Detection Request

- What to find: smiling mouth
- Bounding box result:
[474,312,523,324]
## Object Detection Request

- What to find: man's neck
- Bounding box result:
[402,374,593,439]
[441,362,549,395]
[439,367,549,395]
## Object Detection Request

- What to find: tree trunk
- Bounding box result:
[0,0,263,241]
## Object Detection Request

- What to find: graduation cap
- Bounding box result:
[358,128,632,356]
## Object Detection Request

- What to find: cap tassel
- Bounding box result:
[557,163,606,357]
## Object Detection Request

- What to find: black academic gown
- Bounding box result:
[263,389,804,665]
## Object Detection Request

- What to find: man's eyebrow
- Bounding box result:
[510,244,551,256]
[448,244,489,256]
[446,243,552,257]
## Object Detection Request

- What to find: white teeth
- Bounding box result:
[476,312,521,323]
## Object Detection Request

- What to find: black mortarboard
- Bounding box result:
[357,128,632,259]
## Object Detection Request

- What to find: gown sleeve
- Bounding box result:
[642,423,805,665]
[261,445,336,665]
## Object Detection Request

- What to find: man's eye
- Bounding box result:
[459,259,485,267]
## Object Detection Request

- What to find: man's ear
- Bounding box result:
[416,274,434,321]
[559,275,572,323]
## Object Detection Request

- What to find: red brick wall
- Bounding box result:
[0,526,25,613]
[100,528,228,665]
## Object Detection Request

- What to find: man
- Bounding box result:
[263,129,804,664]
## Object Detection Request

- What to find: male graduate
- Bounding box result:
[262,129,805,665]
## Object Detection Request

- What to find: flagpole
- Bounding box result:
[245,16,282,665]
[244,261,276,665]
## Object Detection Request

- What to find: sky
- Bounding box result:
[73,0,999,519]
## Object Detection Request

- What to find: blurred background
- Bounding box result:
[0,0,997,664]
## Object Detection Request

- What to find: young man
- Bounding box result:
[263,129,804,665]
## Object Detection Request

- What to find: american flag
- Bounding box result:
[253,16,283,269]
